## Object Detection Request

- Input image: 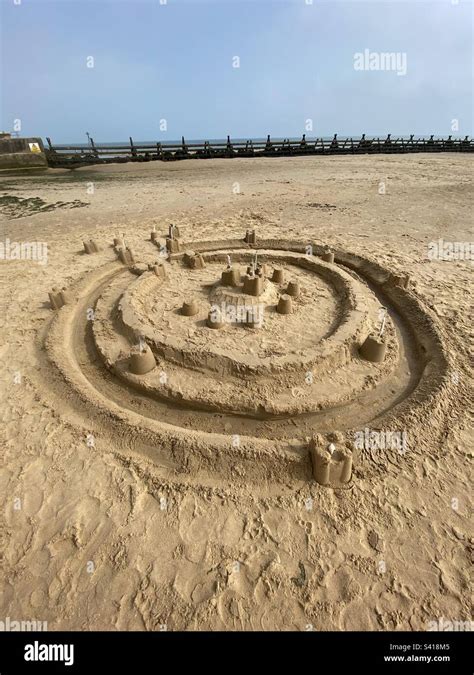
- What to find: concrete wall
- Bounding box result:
[0,137,48,170]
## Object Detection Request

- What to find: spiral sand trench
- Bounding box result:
[43,234,452,488]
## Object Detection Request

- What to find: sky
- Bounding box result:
[0,0,472,143]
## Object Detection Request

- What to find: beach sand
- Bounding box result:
[0,154,472,631]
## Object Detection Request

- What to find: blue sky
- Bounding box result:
[0,0,472,142]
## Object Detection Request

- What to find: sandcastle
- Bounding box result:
[309,434,353,487]
[166,224,181,253]
[43,227,451,489]
[112,236,135,265]
[129,343,156,375]
[48,286,73,310]
[271,267,285,284]
[183,250,206,269]
[277,294,293,314]
[321,248,335,263]
[118,247,135,265]
[244,229,257,244]
[83,239,100,254]
[221,265,241,286]
[181,298,199,316]
[286,280,300,298]
[148,261,167,280]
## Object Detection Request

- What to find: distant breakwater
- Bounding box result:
[45,133,474,168]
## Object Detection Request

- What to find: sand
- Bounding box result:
[0,154,472,631]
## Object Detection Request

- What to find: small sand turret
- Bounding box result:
[166,237,180,253]
[221,265,241,287]
[271,267,285,284]
[183,250,205,269]
[83,239,100,254]
[48,287,63,310]
[118,247,135,265]
[129,343,156,375]
[277,294,293,314]
[148,261,167,280]
[360,335,387,362]
[207,305,226,329]
[321,248,335,263]
[181,298,199,316]
[243,274,263,297]
[360,307,388,362]
[244,229,257,244]
[49,286,72,310]
[309,435,353,486]
[286,280,300,298]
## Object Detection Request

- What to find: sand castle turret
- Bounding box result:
[309,435,353,486]
[221,265,241,287]
[169,224,181,238]
[322,248,335,263]
[83,240,100,254]
[271,267,285,284]
[148,261,167,280]
[360,335,387,362]
[286,280,300,298]
[129,343,156,375]
[118,247,135,265]
[360,307,388,362]
[48,287,63,310]
[166,237,181,254]
[244,229,257,244]
[183,250,206,269]
[49,286,72,310]
[277,294,293,314]
[243,274,263,297]
[207,305,226,329]
[181,298,200,316]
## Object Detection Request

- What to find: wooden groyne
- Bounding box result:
[45,133,474,168]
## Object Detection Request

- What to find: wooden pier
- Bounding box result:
[45,133,474,168]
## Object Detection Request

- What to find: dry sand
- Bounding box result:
[0,154,472,631]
